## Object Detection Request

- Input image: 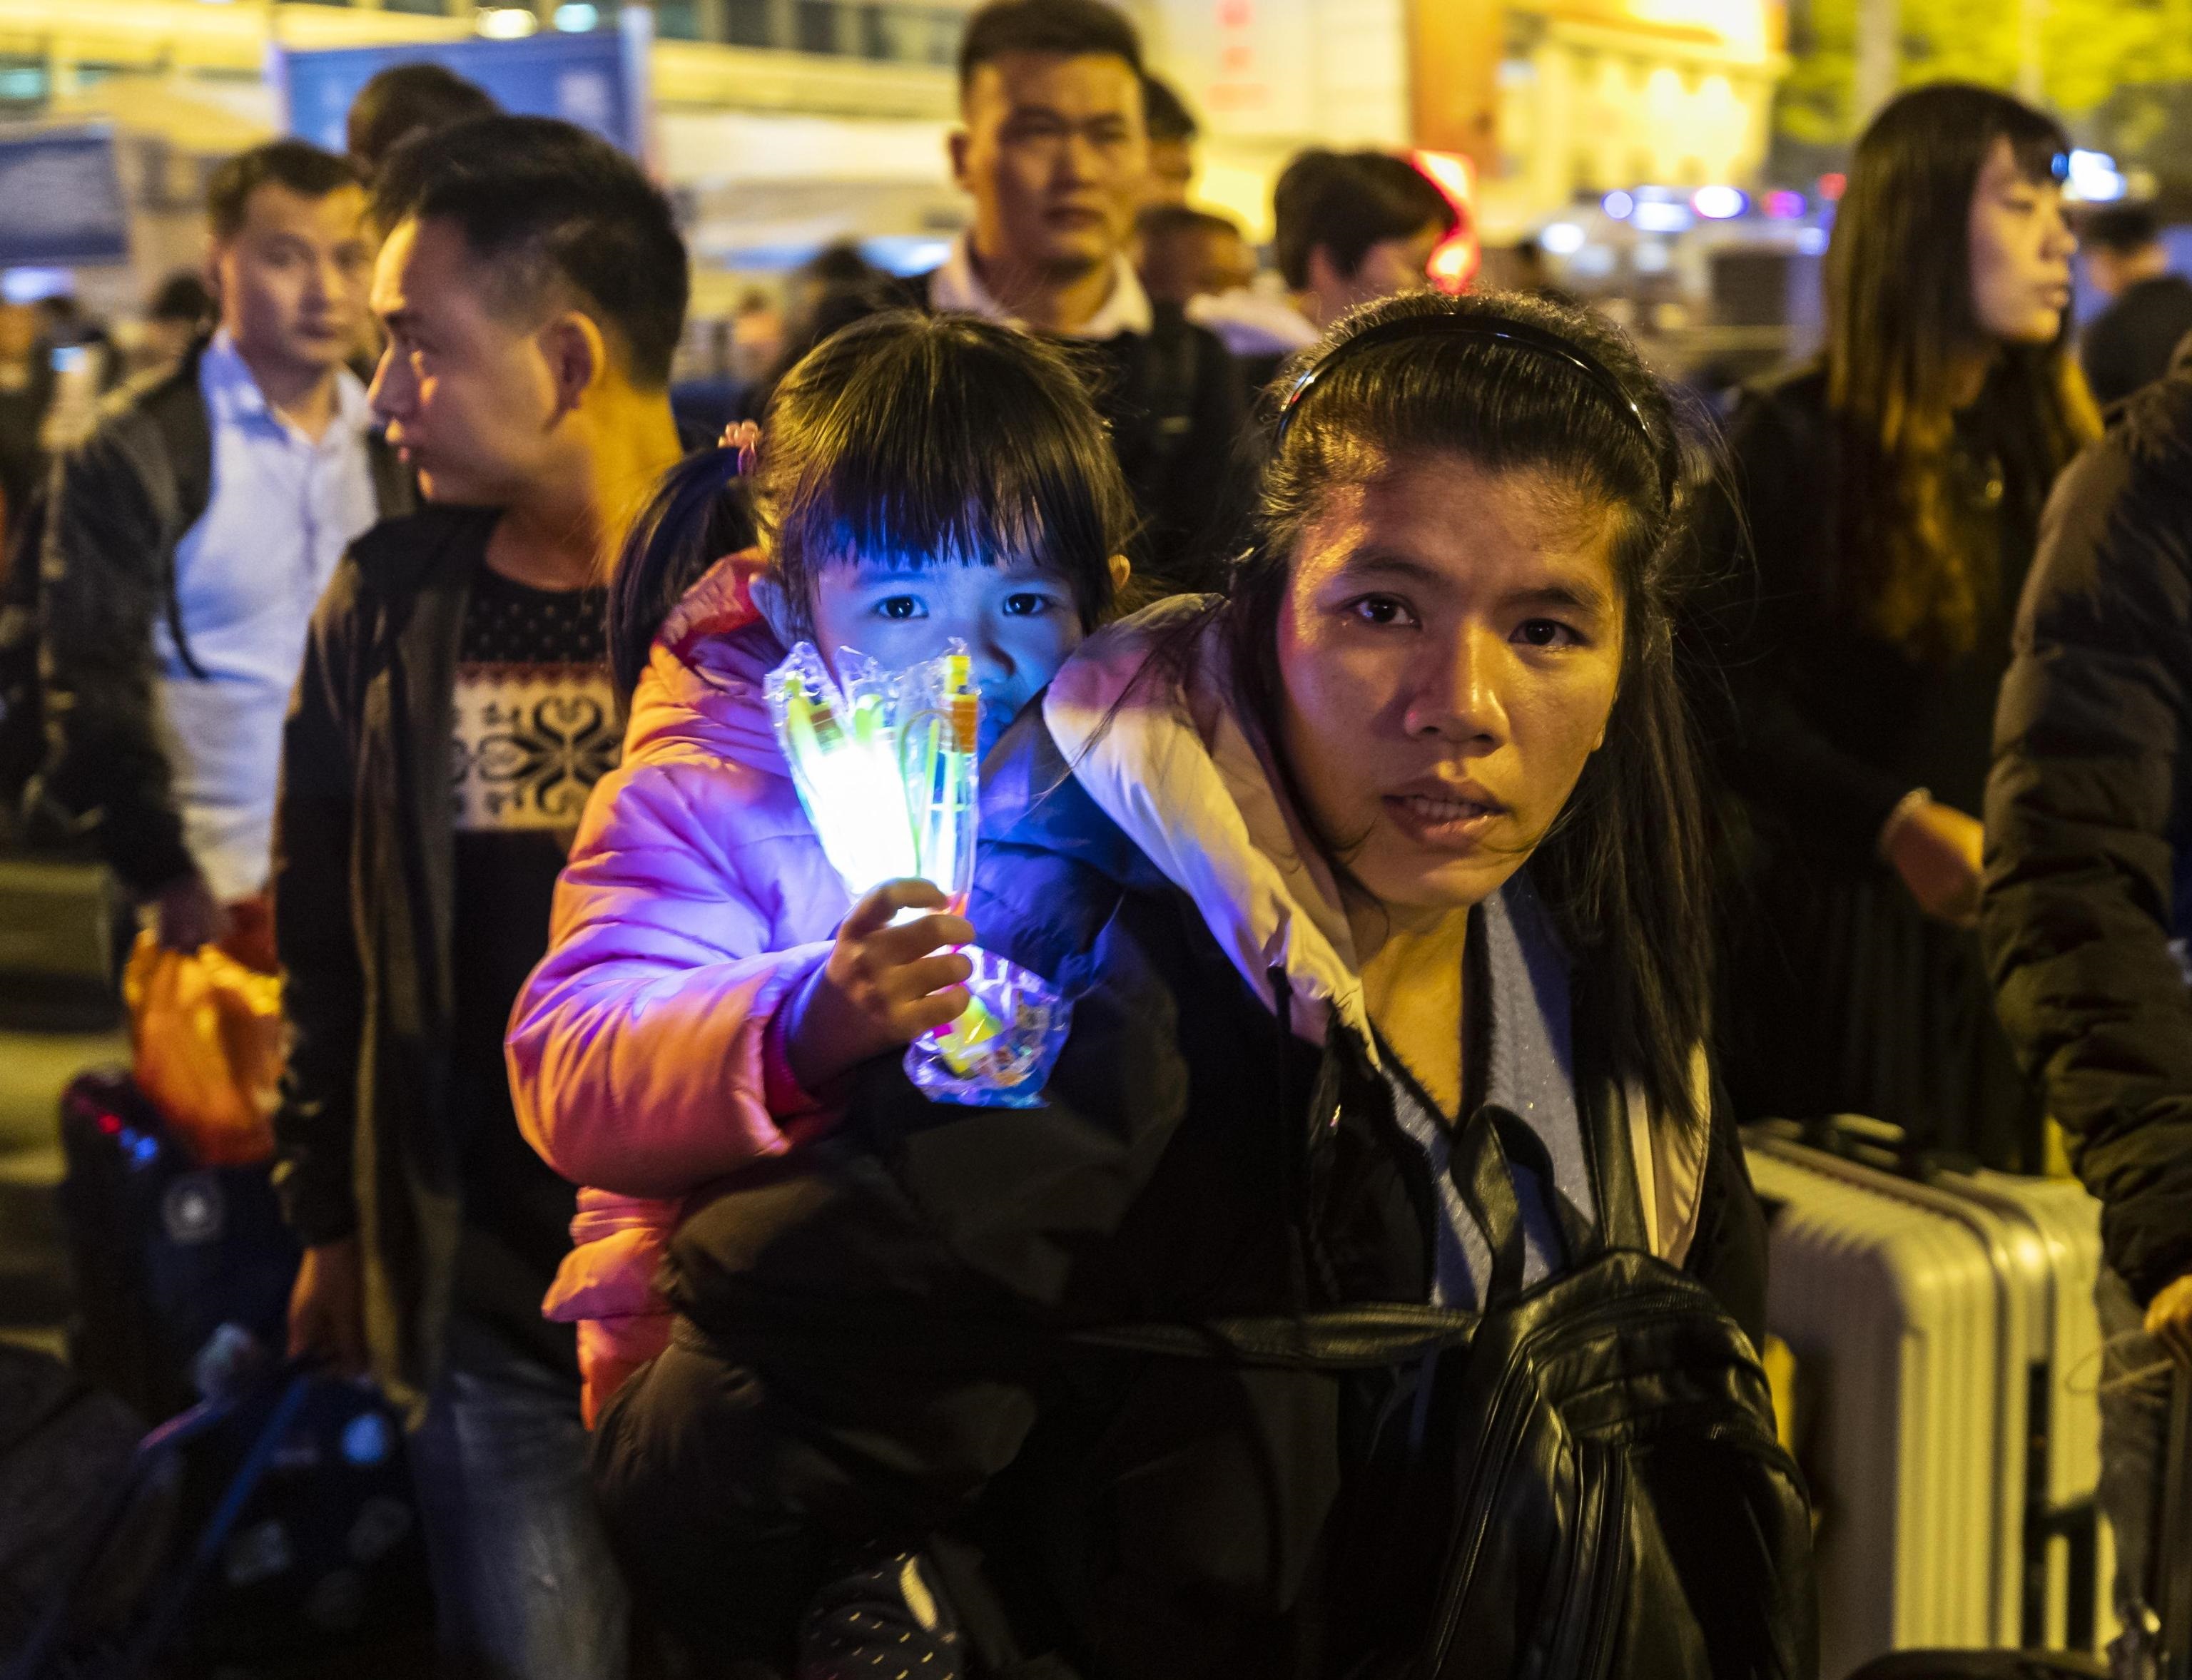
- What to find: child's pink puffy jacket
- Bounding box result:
[507,553,850,1425]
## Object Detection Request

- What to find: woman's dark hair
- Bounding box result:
[1825,82,2099,658]
[608,310,1133,695]
[1233,288,1712,1134]
[607,450,760,695]
[1273,150,1457,292]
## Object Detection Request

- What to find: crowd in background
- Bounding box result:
[11,0,2192,1672]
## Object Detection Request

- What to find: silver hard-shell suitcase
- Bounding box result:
[1747,1124,2111,1679]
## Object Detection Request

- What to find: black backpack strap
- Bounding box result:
[1132,302,1201,466]
[1070,1300,1478,1370]
[1450,1106,1529,1306]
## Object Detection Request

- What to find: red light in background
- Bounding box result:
[1762,189,1807,219]
[1817,172,1847,201]
[1410,148,1480,294]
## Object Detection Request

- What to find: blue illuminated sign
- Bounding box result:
[276,13,650,158]
[0,128,129,266]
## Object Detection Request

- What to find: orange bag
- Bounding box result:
[123,930,283,1166]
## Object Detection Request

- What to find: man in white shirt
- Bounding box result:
[40,140,409,963]
[924,0,1244,594]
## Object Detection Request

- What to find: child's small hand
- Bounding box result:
[785,879,975,1092]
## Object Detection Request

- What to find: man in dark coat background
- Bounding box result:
[1982,337,2192,1679]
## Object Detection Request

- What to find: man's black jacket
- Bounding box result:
[37,347,410,893]
[1982,346,2192,1304]
[899,278,1249,594]
[271,504,499,1414]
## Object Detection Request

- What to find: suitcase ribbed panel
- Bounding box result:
[1751,1141,2115,1679]
[1939,1170,2112,1654]
[1749,1148,2006,1677]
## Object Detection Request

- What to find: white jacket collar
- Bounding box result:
[1042,599,1713,1268]
[1043,599,1371,1055]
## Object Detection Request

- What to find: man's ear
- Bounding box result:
[947,126,972,193]
[749,571,800,646]
[539,310,607,423]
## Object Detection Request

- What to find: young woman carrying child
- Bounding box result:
[586,292,1811,1677]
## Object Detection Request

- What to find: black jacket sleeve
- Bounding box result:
[1703,388,1917,860]
[36,426,196,895]
[598,872,1202,1656]
[1981,424,2192,1304]
[270,561,367,1248]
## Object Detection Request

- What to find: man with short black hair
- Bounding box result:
[1140,73,1197,208]
[930,0,1244,593]
[2079,205,2192,407]
[276,115,681,1678]
[344,60,499,180]
[37,138,404,964]
[1273,148,1458,329]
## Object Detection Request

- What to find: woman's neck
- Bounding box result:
[1353,900,1472,1122]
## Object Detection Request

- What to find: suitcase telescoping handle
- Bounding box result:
[2160,1367,2192,1680]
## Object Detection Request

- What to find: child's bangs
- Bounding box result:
[786,475,1051,577]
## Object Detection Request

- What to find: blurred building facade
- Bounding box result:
[1140,0,1787,240]
[0,0,1785,322]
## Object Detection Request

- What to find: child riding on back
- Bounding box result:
[507,310,1135,1425]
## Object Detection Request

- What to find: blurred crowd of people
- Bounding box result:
[11,0,2192,1673]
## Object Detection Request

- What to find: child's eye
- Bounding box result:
[874,596,927,621]
[1001,592,1057,617]
[1347,594,1419,628]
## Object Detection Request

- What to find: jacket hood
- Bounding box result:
[1042,596,1372,1054]
[625,549,789,775]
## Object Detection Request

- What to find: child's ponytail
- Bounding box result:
[607,445,759,699]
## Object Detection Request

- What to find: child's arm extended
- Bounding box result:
[509,754,846,1199]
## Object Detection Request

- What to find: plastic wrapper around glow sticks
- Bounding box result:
[765,640,1071,1106]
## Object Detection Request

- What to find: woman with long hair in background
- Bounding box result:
[1708,82,2099,1169]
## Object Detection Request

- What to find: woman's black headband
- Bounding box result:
[1274,312,1675,504]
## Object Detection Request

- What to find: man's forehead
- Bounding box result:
[241,179,367,236]
[965,51,1143,116]
[370,218,442,308]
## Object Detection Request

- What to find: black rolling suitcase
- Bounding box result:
[44,1069,430,1669]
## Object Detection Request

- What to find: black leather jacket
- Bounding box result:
[270,505,498,1415]
[37,347,410,892]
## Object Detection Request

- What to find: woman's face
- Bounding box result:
[1275,452,1626,917]
[1967,135,2076,345]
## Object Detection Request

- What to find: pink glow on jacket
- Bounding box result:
[506,553,851,1425]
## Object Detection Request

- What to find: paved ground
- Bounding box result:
[0,853,127,1360]
[0,1019,124,1357]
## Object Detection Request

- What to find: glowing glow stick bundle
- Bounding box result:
[766,641,1068,1106]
